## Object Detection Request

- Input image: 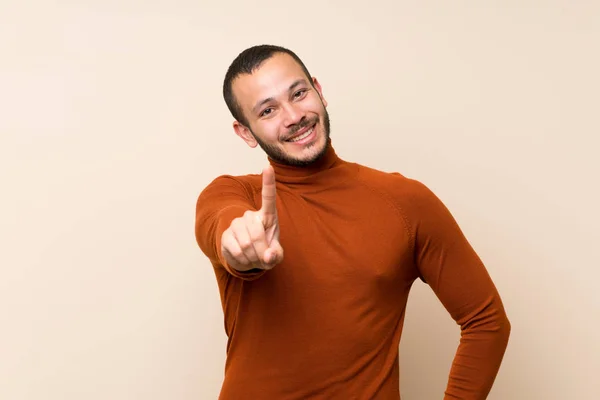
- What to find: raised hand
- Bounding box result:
[220,166,284,272]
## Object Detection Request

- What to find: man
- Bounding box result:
[195,44,511,399]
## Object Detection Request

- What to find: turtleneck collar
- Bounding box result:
[267,140,348,185]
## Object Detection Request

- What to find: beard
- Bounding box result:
[250,107,331,167]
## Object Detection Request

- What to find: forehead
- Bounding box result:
[232,53,309,109]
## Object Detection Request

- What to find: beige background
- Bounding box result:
[1,1,599,399]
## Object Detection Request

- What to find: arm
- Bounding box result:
[195,168,283,280]
[194,174,265,280]
[403,179,511,399]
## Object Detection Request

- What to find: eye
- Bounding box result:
[260,107,273,117]
[293,89,307,99]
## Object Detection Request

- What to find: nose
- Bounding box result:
[281,102,304,128]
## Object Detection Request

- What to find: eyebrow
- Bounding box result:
[252,78,308,114]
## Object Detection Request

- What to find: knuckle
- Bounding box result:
[221,232,233,246]
[238,239,252,250]
[231,249,244,261]
[232,219,248,233]
[248,230,262,242]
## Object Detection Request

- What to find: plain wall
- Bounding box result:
[1,1,598,399]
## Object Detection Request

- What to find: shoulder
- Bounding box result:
[355,163,433,200]
[196,173,262,206]
[201,172,260,193]
[354,163,445,220]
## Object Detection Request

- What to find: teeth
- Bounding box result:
[289,127,313,142]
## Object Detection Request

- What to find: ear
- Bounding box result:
[233,121,258,148]
[311,77,328,107]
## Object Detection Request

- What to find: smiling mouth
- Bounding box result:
[285,123,316,142]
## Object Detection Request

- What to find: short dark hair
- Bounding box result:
[222,44,313,127]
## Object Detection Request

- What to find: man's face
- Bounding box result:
[231,53,330,166]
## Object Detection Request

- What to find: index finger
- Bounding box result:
[260,165,277,217]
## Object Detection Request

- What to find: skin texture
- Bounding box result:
[231,53,331,167]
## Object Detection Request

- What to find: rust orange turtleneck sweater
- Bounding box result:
[195,141,510,399]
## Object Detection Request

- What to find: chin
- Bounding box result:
[287,135,329,166]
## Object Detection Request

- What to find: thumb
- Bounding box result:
[263,239,284,266]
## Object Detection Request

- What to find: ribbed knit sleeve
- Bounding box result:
[195,175,266,281]
[398,177,511,399]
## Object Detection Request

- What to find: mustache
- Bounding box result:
[285,117,318,137]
